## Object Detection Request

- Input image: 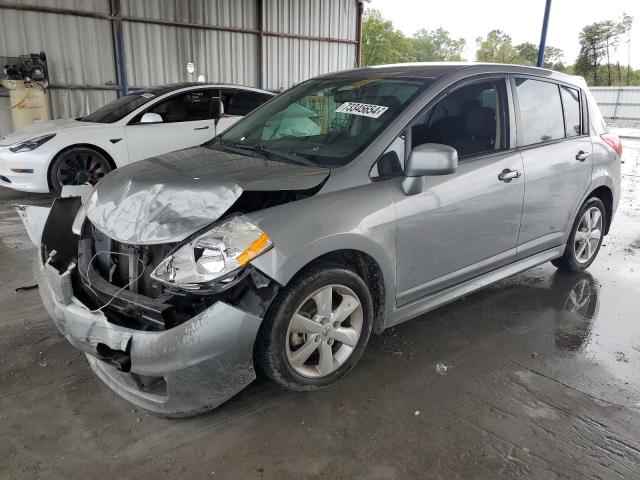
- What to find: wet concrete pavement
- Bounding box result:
[1,140,639,479]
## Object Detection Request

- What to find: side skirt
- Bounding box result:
[384,245,565,329]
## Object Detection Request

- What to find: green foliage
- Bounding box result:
[575,14,635,85]
[411,28,466,62]
[360,9,638,86]
[361,9,465,66]
[474,31,564,70]
[475,30,518,63]
[361,10,414,66]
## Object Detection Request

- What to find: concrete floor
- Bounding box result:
[1,140,639,480]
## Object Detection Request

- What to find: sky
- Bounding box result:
[369,0,640,67]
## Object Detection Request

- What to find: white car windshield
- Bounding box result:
[214,75,433,167]
[82,91,158,123]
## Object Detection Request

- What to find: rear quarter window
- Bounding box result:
[515,78,565,146]
[560,86,581,137]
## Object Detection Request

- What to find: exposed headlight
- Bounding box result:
[9,134,56,153]
[151,216,273,290]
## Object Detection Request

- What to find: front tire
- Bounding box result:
[256,264,374,391]
[48,147,112,196]
[552,197,606,272]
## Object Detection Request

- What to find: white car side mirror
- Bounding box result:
[140,112,163,124]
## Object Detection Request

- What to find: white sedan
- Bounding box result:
[0,83,274,194]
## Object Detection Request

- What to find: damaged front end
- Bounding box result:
[37,197,280,417]
[33,149,330,415]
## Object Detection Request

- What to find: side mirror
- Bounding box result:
[402,143,458,196]
[139,112,163,124]
[405,143,458,177]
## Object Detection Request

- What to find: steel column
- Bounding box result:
[257,0,265,89]
[536,0,552,68]
[355,0,364,67]
[111,0,128,96]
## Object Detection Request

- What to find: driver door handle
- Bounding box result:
[498,168,521,183]
[194,126,209,130]
[576,150,591,161]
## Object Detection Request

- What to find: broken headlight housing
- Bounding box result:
[151,216,272,290]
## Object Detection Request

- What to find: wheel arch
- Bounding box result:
[588,185,614,235]
[305,249,386,335]
[257,247,390,335]
[47,143,117,190]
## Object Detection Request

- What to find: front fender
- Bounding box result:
[247,181,397,313]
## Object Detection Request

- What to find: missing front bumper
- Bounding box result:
[38,255,263,417]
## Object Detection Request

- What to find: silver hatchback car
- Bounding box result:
[37,63,621,416]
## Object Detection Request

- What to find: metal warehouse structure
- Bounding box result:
[0,0,364,135]
[590,87,640,120]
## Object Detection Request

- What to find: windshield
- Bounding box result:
[82,91,158,123]
[213,75,432,167]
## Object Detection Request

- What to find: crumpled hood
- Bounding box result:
[0,118,93,146]
[85,146,329,245]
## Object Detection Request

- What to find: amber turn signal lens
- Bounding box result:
[237,232,271,266]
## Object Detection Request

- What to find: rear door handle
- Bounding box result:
[576,150,591,161]
[498,169,521,183]
[194,126,209,130]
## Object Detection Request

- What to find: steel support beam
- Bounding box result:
[111,0,128,96]
[257,0,265,89]
[355,0,364,67]
[536,0,552,68]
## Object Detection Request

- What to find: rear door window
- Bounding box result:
[222,90,272,116]
[515,78,565,145]
[560,86,581,137]
[146,89,214,123]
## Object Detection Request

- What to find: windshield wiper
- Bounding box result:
[219,141,318,167]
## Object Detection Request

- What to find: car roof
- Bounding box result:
[318,62,586,88]
[135,83,274,96]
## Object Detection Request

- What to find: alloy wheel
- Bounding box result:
[56,152,109,186]
[285,284,363,378]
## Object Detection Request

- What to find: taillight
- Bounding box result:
[601,133,622,156]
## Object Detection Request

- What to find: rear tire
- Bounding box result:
[256,263,373,392]
[48,147,112,196]
[552,197,606,272]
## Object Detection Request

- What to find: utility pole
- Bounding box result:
[536,0,552,67]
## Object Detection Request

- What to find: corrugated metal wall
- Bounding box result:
[122,0,259,86]
[264,0,356,88]
[590,87,640,120]
[0,0,117,136]
[0,0,359,136]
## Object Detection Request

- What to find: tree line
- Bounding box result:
[361,10,638,86]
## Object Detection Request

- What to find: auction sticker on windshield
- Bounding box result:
[335,102,388,118]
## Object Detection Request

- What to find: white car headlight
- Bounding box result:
[9,134,56,153]
[151,216,273,290]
